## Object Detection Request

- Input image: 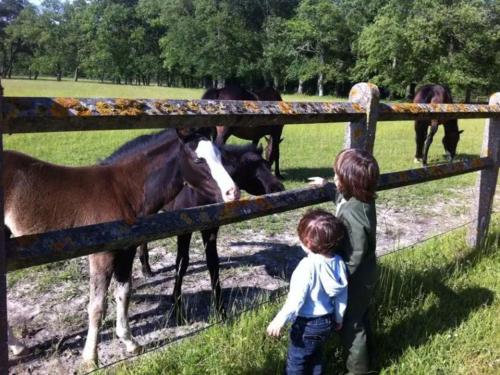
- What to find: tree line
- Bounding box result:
[1,0,499,99]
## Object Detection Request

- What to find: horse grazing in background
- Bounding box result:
[136,143,285,318]
[202,85,285,179]
[413,84,463,165]
[4,128,239,365]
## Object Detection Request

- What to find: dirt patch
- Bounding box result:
[7,187,499,374]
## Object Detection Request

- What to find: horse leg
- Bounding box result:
[201,228,225,319]
[113,247,141,354]
[138,243,153,277]
[269,132,284,180]
[7,325,26,356]
[82,253,114,365]
[423,122,439,165]
[414,120,428,163]
[215,126,231,145]
[173,233,192,323]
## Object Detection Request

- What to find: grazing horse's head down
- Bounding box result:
[413,84,463,165]
[4,127,238,365]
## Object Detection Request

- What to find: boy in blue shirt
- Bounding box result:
[267,209,348,374]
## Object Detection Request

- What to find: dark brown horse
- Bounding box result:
[135,143,285,319]
[201,85,285,179]
[4,128,239,365]
[414,84,463,165]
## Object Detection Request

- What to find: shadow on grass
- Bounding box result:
[371,233,497,370]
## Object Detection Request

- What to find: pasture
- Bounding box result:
[2,79,499,374]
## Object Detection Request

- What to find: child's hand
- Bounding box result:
[335,322,343,331]
[266,320,283,337]
[308,177,327,186]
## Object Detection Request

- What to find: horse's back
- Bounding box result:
[414,84,453,104]
[3,150,128,235]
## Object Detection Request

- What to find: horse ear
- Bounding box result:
[176,127,193,141]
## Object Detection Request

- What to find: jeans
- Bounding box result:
[286,314,335,375]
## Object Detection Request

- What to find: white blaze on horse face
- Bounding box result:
[195,140,239,202]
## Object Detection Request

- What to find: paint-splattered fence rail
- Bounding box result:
[0,82,498,373]
[1,96,500,133]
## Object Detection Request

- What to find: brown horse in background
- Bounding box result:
[4,128,238,365]
[201,85,285,179]
[413,84,463,165]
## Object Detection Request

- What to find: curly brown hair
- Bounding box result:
[297,209,345,256]
[334,148,379,203]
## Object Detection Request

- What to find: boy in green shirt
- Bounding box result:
[310,148,379,374]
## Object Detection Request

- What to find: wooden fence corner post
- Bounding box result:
[345,82,380,154]
[467,92,500,249]
[0,77,9,374]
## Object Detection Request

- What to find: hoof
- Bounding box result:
[79,358,98,373]
[141,268,154,278]
[414,158,422,164]
[9,344,27,356]
[126,341,143,355]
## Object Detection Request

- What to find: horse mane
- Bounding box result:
[100,129,176,165]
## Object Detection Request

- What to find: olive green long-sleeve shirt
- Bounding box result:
[335,192,377,281]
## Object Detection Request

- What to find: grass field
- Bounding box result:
[2,78,498,374]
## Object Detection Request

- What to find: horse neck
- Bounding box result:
[113,145,185,217]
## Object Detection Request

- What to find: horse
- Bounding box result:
[413,84,463,165]
[201,85,285,179]
[4,128,239,365]
[135,143,285,319]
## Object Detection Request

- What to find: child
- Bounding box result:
[311,148,380,374]
[267,209,348,375]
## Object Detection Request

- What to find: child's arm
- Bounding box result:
[267,260,311,337]
[308,178,337,200]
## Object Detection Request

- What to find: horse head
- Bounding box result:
[442,126,464,162]
[177,128,240,202]
[222,144,285,195]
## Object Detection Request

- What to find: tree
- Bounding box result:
[0,0,31,77]
[353,0,499,98]
[286,0,353,96]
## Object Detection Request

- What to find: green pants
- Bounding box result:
[340,269,377,375]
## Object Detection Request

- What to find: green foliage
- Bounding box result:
[354,0,500,97]
[1,0,498,96]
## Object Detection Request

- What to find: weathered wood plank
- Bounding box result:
[468,93,500,248]
[1,97,365,133]
[2,97,500,134]
[345,83,380,153]
[6,157,493,272]
[0,80,9,373]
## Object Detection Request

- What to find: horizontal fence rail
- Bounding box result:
[2,97,500,133]
[6,157,493,272]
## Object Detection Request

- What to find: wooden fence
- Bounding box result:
[0,82,498,373]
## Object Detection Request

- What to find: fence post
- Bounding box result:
[345,82,380,153]
[468,92,500,248]
[0,78,8,373]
